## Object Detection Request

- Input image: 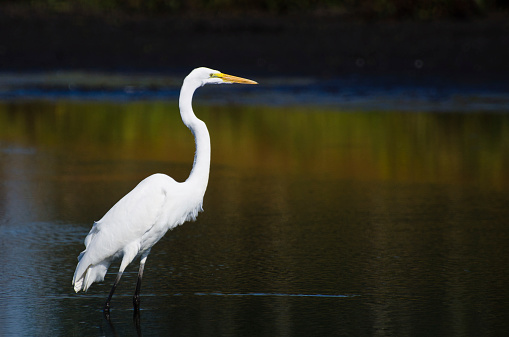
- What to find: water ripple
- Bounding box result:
[193,292,358,298]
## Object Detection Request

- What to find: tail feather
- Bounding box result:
[73,256,111,293]
[73,224,107,293]
[73,276,84,293]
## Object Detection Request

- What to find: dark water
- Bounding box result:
[1,97,509,336]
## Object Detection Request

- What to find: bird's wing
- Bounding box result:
[74,174,176,283]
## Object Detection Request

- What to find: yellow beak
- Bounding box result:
[215,73,258,84]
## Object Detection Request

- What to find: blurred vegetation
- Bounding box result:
[1,0,508,19]
[1,101,509,189]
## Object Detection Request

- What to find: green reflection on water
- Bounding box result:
[1,101,508,189]
[2,100,509,336]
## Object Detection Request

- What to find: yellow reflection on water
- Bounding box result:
[1,101,508,189]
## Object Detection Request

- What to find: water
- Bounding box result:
[1,88,509,336]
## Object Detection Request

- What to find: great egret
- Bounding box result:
[72,67,257,314]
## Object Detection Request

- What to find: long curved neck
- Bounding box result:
[179,79,211,193]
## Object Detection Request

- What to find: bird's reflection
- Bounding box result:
[103,309,142,337]
[133,309,142,337]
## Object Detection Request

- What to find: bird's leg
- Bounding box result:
[132,265,144,309]
[133,307,142,336]
[104,271,123,318]
[133,254,148,310]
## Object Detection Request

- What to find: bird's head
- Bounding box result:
[186,67,258,86]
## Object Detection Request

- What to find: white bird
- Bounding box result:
[72,67,257,314]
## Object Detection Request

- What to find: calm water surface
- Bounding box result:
[1,98,509,336]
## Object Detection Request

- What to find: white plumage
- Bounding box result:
[72,67,257,313]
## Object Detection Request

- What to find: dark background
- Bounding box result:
[1,0,508,80]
